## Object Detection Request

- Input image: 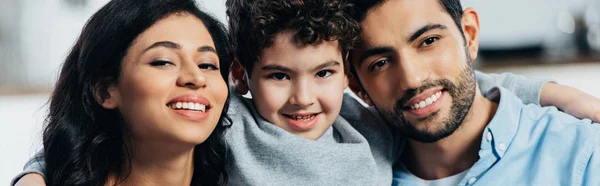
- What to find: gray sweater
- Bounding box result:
[12,71,548,185]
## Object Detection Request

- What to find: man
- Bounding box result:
[347,0,600,185]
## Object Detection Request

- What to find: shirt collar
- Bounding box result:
[482,86,525,158]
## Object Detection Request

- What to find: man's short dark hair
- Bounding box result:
[226,0,361,75]
[350,0,464,33]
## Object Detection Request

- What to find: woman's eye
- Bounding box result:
[198,63,219,70]
[368,60,388,71]
[316,70,333,78]
[268,73,289,80]
[150,60,174,66]
[421,37,439,47]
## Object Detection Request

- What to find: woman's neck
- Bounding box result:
[108,140,196,186]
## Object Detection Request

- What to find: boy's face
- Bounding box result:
[237,31,348,140]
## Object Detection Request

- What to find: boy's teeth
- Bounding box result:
[169,102,206,112]
[289,114,315,121]
[410,91,442,110]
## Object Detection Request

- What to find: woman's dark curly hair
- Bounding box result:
[42,0,231,185]
[226,0,361,74]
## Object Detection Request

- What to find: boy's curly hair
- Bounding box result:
[226,0,361,74]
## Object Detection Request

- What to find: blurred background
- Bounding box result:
[0,0,599,183]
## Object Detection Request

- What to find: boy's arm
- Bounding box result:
[476,71,600,122]
[11,152,47,186]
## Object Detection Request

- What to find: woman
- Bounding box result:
[39,0,231,185]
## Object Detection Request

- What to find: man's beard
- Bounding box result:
[377,61,476,143]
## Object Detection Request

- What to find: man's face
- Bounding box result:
[350,0,479,142]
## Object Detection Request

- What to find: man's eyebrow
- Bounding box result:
[309,60,340,72]
[357,46,394,67]
[198,45,217,54]
[407,24,447,43]
[144,41,181,52]
[261,64,293,73]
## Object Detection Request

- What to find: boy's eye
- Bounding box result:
[150,60,174,67]
[421,37,439,47]
[198,62,219,70]
[268,73,290,80]
[316,70,333,78]
[368,59,388,72]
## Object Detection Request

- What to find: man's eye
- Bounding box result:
[198,63,219,70]
[368,60,388,71]
[316,70,333,78]
[150,60,174,66]
[421,37,439,47]
[268,73,289,80]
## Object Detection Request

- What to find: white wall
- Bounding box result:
[6,0,228,90]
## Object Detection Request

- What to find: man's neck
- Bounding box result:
[401,91,498,180]
[108,140,196,186]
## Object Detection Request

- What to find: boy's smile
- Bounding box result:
[234,31,348,140]
[282,112,321,131]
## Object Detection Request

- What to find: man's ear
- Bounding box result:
[94,81,119,109]
[230,59,249,95]
[347,71,373,106]
[461,8,480,61]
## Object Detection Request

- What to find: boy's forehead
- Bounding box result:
[255,32,344,71]
[259,31,342,63]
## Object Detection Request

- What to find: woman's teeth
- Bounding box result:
[168,102,206,112]
[410,91,442,110]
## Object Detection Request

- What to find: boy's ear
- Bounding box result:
[347,71,373,106]
[94,80,119,109]
[230,59,249,95]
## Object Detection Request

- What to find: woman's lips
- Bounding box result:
[167,94,211,121]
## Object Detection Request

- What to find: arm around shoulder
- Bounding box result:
[11,152,47,186]
[475,71,550,105]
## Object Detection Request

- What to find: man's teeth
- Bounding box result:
[410,91,442,110]
[168,102,206,112]
[289,115,315,121]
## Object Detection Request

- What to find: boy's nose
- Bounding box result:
[289,80,315,107]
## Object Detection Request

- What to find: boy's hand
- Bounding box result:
[541,83,600,123]
[14,173,46,186]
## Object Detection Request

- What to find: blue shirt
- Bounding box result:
[392,87,600,186]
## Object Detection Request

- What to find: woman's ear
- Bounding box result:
[94,81,119,109]
[230,59,249,95]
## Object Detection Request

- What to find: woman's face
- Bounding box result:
[104,13,228,146]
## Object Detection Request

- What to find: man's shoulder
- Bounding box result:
[516,104,600,153]
[521,104,599,132]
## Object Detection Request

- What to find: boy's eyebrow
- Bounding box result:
[261,64,293,73]
[309,60,340,72]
